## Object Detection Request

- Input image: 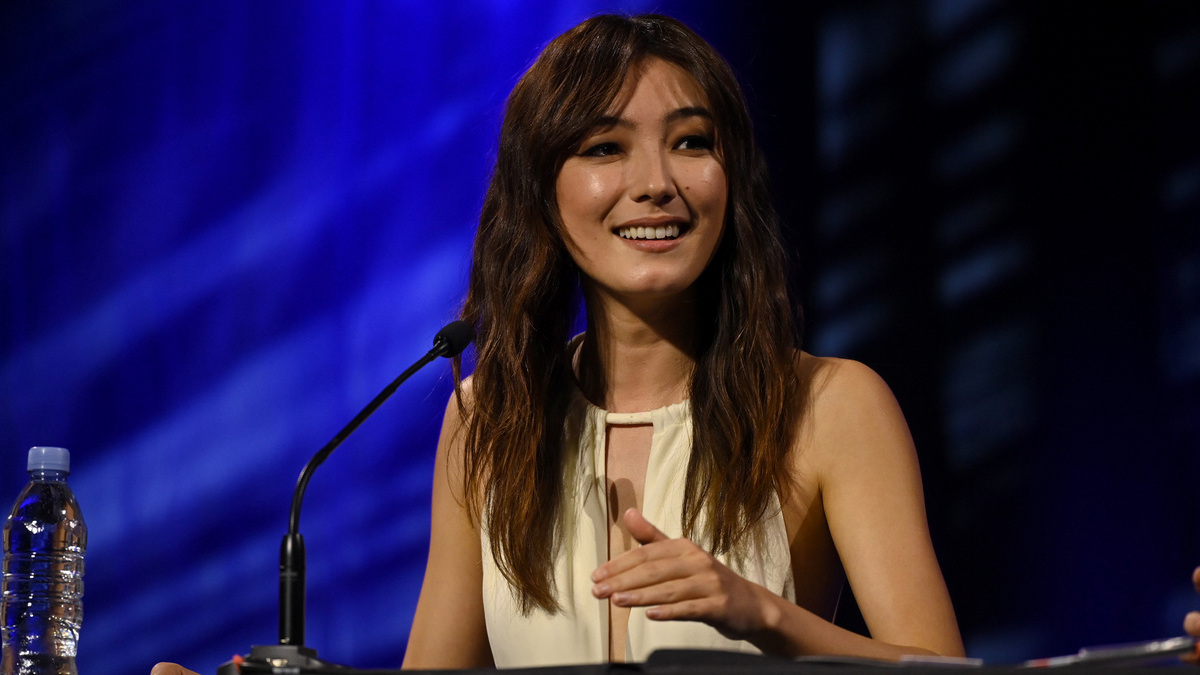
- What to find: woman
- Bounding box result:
[152,14,1200,674]
[402,13,962,668]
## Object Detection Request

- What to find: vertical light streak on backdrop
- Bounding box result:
[922,0,1036,661]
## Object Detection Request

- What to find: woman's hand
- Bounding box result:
[590,507,780,642]
[150,664,200,675]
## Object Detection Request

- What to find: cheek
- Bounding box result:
[557,167,615,223]
[685,163,728,215]
[554,171,577,219]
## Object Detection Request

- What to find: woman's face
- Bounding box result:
[555,57,727,308]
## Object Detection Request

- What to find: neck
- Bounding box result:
[574,288,702,413]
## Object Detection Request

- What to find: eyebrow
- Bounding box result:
[590,106,714,130]
[667,106,714,123]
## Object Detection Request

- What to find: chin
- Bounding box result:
[616,279,702,303]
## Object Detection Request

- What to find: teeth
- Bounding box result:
[617,224,681,240]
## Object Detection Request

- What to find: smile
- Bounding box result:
[616,224,682,240]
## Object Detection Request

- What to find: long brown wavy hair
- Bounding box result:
[453,13,802,613]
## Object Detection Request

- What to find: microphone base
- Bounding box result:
[218,644,348,674]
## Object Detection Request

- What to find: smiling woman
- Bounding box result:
[147,13,962,674]
[400,13,965,669]
[145,10,1200,674]
[556,57,728,307]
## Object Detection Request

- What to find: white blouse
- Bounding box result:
[481,391,795,667]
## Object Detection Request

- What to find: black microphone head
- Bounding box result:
[432,320,475,358]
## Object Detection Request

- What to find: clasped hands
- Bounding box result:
[590,507,780,642]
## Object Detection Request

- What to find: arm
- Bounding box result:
[592,358,964,659]
[401,389,493,669]
[810,358,963,657]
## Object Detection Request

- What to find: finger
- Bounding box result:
[1193,566,1200,593]
[641,596,719,623]
[624,507,669,545]
[1186,611,1200,638]
[592,541,700,592]
[591,512,680,584]
[609,575,708,608]
[150,664,199,675]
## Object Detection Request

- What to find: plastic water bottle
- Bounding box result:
[1,447,86,675]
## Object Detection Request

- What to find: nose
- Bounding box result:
[629,148,677,205]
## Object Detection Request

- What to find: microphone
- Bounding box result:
[220,320,473,674]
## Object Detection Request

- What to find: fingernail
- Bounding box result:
[593,582,610,597]
[612,591,628,604]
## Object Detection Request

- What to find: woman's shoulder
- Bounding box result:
[436,376,478,505]
[795,352,898,410]
[437,377,476,456]
[792,352,914,470]
[444,375,476,418]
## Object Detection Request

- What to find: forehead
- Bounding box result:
[602,57,711,118]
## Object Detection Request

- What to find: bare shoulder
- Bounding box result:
[793,353,915,475]
[443,375,474,420]
[435,376,475,503]
[438,376,477,444]
[797,353,898,410]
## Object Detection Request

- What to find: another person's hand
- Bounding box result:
[590,507,780,641]
[1185,566,1200,664]
[150,663,201,675]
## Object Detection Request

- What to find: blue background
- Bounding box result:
[2,2,1198,673]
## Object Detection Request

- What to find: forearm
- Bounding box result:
[600,509,965,660]
[747,585,963,661]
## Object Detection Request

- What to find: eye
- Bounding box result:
[676,135,715,152]
[579,141,621,157]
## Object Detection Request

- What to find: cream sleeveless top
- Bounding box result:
[481,391,796,667]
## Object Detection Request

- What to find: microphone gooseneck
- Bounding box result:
[279,320,473,652]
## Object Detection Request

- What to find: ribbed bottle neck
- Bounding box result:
[29,469,69,482]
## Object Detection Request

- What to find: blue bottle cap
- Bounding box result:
[28,446,71,473]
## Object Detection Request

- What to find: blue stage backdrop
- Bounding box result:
[2,2,1199,675]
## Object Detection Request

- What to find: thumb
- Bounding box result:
[624,507,669,545]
